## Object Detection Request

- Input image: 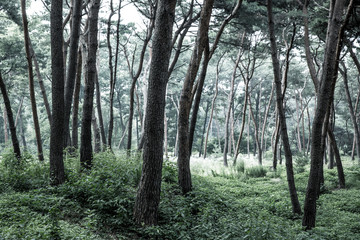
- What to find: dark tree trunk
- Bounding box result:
[92,110,101,153]
[0,72,21,159]
[21,0,44,162]
[80,0,101,169]
[49,0,65,185]
[63,0,83,148]
[95,74,107,149]
[177,0,214,194]
[198,101,210,157]
[133,0,176,225]
[267,0,302,215]
[71,49,82,149]
[302,0,354,230]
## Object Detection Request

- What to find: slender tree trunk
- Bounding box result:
[133,0,176,225]
[21,0,44,162]
[95,73,107,148]
[267,0,302,215]
[3,106,8,143]
[248,97,262,165]
[260,82,275,156]
[49,0,65,185]
[224,48,241,166]
[303,0,354,229]
[0,72,21,159]
[80,0,101,169]
[29,41,52,125]
[108,0,122,149]
[340,62,360,162]
[199,101,210,157]
[92,110,101,153]
[71,49,82,149]
[178,0,214,194]
[19,110,27,150]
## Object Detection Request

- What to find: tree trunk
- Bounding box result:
[71,49,82,149]
[224,48,241,166]
[267,0,302,215]
[302,0,354,230]
[80,0,101,169]
[95,73,107,149]
[29,40,52,125]
[177,0,214,194]
[198,101,210,157]
[0,72,21,159]
[133,0,176,225]
[63,0,83,148]
[49,0,65,185]
[339,62,360,162]
[92,110,101,153]
[21,0,44,162]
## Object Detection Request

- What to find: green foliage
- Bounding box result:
[294,153,309,174]
[245,165,268,178]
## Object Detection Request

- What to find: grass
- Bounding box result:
[0,149,359,239]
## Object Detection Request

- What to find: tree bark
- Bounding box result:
[95,73,107,149]
[302,0,354,229]
[80,0,101,169]
[49,0,65,185]
[21,0,44,162]
[177,0,214,195]
[71,49,82,149]
[133,0,176,225]
[0,72,21,159]
[267,0,302,215]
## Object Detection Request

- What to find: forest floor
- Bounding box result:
[0,150,360,239]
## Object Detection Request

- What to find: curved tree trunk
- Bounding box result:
[133,0,176,225]
[267,0,302,215]
[0,72,21,159]
[21,0,44,162]
[302,0,354,229]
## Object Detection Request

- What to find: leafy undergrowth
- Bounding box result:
[0,150,359,239]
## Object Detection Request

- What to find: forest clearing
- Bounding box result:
[1,0,360,238]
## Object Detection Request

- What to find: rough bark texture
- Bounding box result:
[95,74,107,149]
[0,72,21,159]
[49,0,65,185]
[303,0,353,230]
[80,0,101,169]
[267,0,302,215]
[21,0,44,162]
[133,0,176,225]
[177,0,214,195]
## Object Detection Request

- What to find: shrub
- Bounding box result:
[246,165,267,178]
[294,153,309,173]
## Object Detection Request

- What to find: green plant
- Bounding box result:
[294,153,309,173]
[245,165,267,178]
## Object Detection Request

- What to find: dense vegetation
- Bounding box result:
[1,150,359,239]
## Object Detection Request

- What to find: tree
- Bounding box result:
[266,0,302,215]
[80,0,101,169]
[302,0,355,230]
[20,0,44,162]
[0,72,21,159]
[133,0,177,225]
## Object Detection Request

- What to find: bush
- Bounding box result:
[294,153,309,173]
[246,165,267,178]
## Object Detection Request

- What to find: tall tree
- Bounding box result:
[20,0,44,161]
[80,0,101,169]
[177,0,215,195]
[302,0,354,230]
[133,0,177,225]
[49,0,65,185]
[267,0,302,215]
[0,72,21,159]
[63,0,83,148]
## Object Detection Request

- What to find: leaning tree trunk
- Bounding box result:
[178,0,215,195]
[80,0,101,169]
[302,0,354,230]
[49,0,65,185]
[133,0,176,225]
[267,0,302,215]
[0,72,21,159]
[21,0,44,162]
